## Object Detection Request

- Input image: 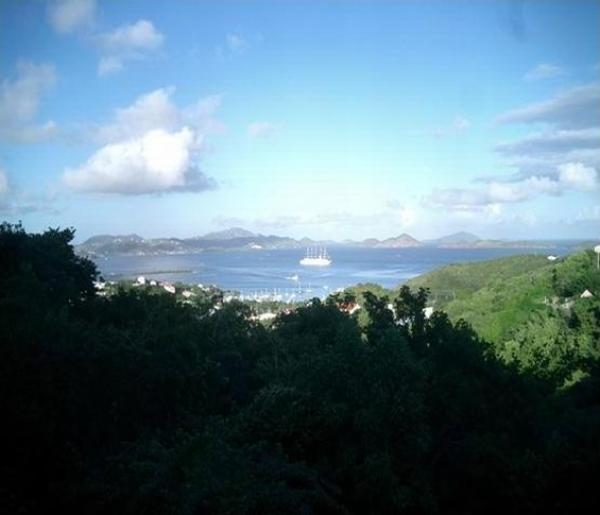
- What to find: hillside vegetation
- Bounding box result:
[1,223,599,514]
[407,251,600,386]
[407,254,551,307]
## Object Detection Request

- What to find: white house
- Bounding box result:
[255,312,277,322]
[580,289,594,298]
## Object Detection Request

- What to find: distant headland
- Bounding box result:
[75,227,591,257]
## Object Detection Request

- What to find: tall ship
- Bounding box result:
[300,247,332,266]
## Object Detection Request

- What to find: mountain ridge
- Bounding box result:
[76,228,569,257]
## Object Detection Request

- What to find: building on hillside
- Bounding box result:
[256,312,277,322]
[339,300,361,315]
[580,289,594,298]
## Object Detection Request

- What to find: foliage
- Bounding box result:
[407,251,600,387]
[1,224,599,514]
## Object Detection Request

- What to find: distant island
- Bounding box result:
[76,227,586,257]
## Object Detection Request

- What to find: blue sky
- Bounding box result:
[1,0,599,242]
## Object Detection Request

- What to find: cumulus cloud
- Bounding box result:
[96,88,180,142]
[98,19,164,53]
[493,128,600,178]
[247,121,279,139]
[495,82,600,129]
[47,0,96,34]
[47,2,163,76]
[96,20,165,76]
[64,128,215,194]
[427,163,597,211]
[0,61,58,143]
[94,87,224,144]
[524,63,563,81]
[489,84,600,190]
[558,162,598,191]
[63,87,223,194]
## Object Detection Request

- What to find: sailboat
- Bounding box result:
[299,247,332,266]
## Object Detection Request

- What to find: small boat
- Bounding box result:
[300,247,332,266]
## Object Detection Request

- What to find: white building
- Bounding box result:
[254,312,277,322]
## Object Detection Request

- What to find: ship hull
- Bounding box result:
[300,257,332,266]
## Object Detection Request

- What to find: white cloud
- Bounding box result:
[94,87,224,144]
[427,162,597,211]
[96,88,180,142]
[96,20,164,76]
[47,0,96,34]
[64,87,223,194]
[492,84,600,189]
[495,82,600,129]
[98,19,164,53]
[524,63,563,81]
[0,61,57,143]
[490,128,600,182]
[247,121,279,139]
[64,128,216,194]
[558,162,597,191]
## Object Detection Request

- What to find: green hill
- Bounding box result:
[406,254,551,305]
[406,252,599,343]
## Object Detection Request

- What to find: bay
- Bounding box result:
[94,245,571,301]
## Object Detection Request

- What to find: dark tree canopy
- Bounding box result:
[1,224,599,514]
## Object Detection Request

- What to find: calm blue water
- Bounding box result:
[94,246,570,300]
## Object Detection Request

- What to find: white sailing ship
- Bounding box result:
[299,247,332,266]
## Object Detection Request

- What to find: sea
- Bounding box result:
[93,245,574,302]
